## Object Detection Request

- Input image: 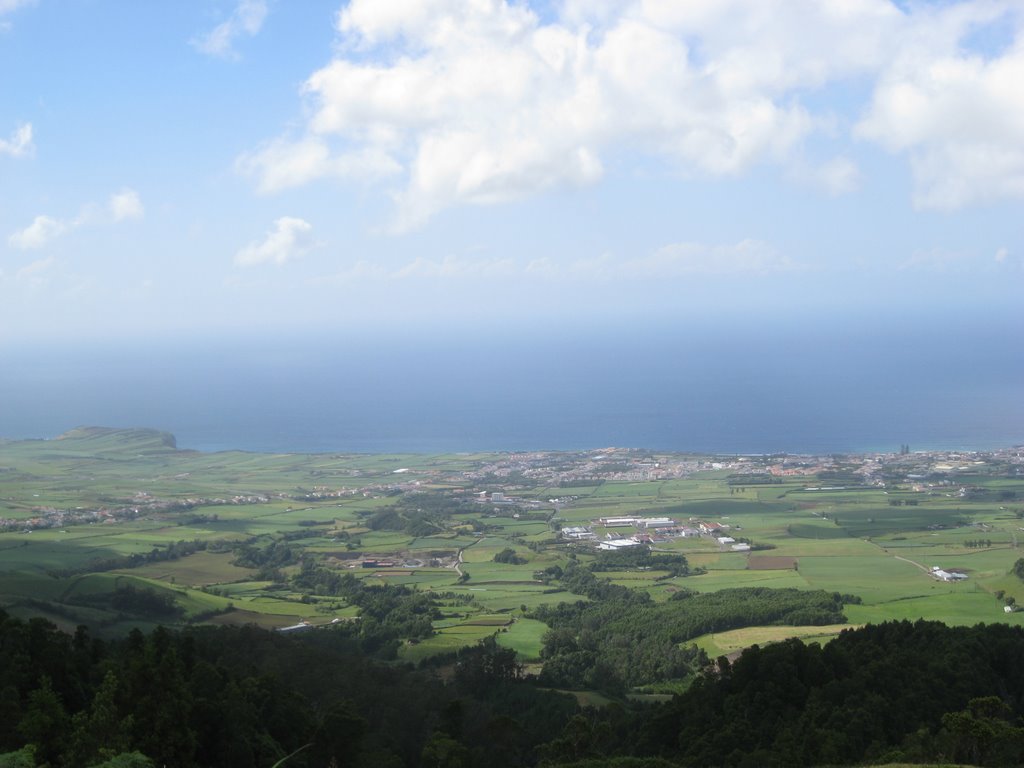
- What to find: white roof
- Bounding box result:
[598,539,642,549]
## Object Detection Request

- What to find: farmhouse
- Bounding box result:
[930,566,968,582]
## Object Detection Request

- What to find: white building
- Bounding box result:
[562,526,595,540]
[598,538,642,550]
[930,566,967,582]
[277,622,313,634]
[637,517,676,529]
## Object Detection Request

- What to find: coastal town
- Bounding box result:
[3,440,1021,534]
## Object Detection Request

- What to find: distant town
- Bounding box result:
[4,443,1021,534]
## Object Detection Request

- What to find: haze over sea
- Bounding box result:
[3,315,1021,456]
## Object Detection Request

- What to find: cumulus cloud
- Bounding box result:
[237,137,401,193]
[856,4,1024,209]
[234,217,315,267]
[8,215,67,250]
[8,188,144,250]
[247,0,909,228]
[192,0,267,59]
[108,188,144,221]
[0,122,33,158]
[244,0,1024,224]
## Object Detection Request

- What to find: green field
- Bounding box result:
[692,623,856,657]
[3,428,1024,672]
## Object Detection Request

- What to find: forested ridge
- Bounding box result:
[638,620,1024,767]
[532,557,854,692]
[0,608,574,767]
[3,609,1024,767]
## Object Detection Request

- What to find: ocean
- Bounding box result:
[2,318,1022,455]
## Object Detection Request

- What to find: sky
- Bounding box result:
[1,0,1022,345]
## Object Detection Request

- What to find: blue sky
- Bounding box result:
[1,0,1022,344]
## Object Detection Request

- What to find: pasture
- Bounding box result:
[692,623,856,657]
[2,428,1023,667]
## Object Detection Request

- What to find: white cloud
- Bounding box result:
[624,240,800,277]
[318,239,793,285]
[237,137,401,193]
[856,4,1024,209]
[234,217,315,267]
[392,254,518,279]
[192,0,267,59]
[245,0,1024,224]
[993,246,1022,270]
[0,122,33,158]
[0,0,35,17]
[8,188,144,250]
[1,1,34,32]
[249,0,904,227]
[789,156,863,196]
[8,215,67,250]
[108,188,144,221]
[897,247,1002,273]
[15,256,54,284]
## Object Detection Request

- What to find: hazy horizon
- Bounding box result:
[3,314,1021,455]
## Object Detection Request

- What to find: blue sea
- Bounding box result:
[2,317,1022,455]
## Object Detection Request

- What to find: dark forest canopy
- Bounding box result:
[3,611,1024,767]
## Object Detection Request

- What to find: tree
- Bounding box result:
[91,754,156,768]
[940,697,1024,767]
[1013,558,1024,581]
[0,748,36,768]
[65,671,133,766]
[17,677,68,766]
[309,701,367,767]
[421,732,470,768]
[493,548,526,565]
